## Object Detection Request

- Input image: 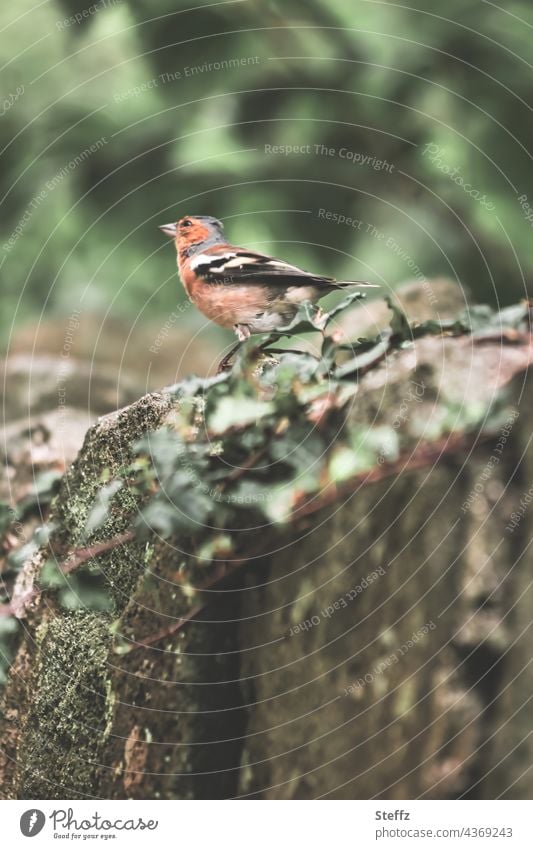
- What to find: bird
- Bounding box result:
[159,214,377,370]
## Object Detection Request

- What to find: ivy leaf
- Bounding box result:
[136,482,213,537]
[208,396,274,434]
[460,304,495,332]
[262,472,319,523]
[459,302,529,334]
[0,503,16,536]
[331,432,384,479]
[270,424,325,473]
[496,302,530,329]
[15,471,63,521]
[134,428,183,475]
[264,352,322,392]
[411,318,465,338]
[261,301,323,340]
[39,561,114,611]
[84,480,123,538]
[0,616,20,686]
[239,427,268,452]
[322,290,366,325]
[226,480,274,511]
[196,533,233,564]
[333,335,391,379]
[6,522,55,573]
[167,371,229,399]
[30,470,63,501]
[39,559,69,589]
[328,446,363,482]
[386,297,412,342]
[317,334,339,374]
[59,584,114,612]
[112,634,133,655]
[135,501,179,539]
[348,426,400,468]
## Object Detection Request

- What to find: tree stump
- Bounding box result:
[1,285,532,800]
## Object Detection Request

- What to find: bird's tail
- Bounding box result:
[334,280,379,289]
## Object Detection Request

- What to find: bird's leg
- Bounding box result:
[216,340,242,374]
[235,323,251,342]
[216,325,251,374]
[313,306,328,334]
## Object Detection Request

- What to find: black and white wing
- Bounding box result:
[189,249,372,289]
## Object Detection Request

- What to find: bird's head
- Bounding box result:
[159,215,225,257]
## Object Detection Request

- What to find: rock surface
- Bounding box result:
[1,285,532,800]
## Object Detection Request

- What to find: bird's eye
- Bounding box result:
[181,219,192,228]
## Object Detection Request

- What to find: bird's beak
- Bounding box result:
[159,222,177,237]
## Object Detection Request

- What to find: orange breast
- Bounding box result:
[180,264,270,329]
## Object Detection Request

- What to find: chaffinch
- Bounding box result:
[159,215,376,369]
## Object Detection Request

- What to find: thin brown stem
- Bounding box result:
[60,530,135,575]
[2,530,136,619]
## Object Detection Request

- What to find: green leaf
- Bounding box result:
[167,371,230,399]
[371,426,401,463]
[6,522,53,572]
[460,302,529,335]
[0,503,16,536]
[14,471,63,521]
[39,559,69,589]
[196,533,233,564]
[262,471,319,523]
[262,301,323,340]
[350,426,400,464]
[30,470,63,500]
[59,585,114,612]
[323,290,366,325]
[459,304,495,332]
[0,616,20,687]
[113,638,133,656]
[225,480,274,512]
[267,352,322,387]
[411,318,465,338]
[84,480,123,538]
[386,297,412,341]
[329,447,363,482]
[334,335,391,379]
[41,560,114,611]
[270,424,325,473]
[136,482,213,537]
[0,617,20,638]
[496,302,530,329]
[134,427,183,474]
[327,426,400,478]
[259,481,298,523]
[317,334,339,374]
[208,396,274,434]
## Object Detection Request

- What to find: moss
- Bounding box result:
[54,393,171,538]
[49,393,175,609]
[18,612,112,798]
[12,393,175,798]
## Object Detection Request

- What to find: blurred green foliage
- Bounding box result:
[1,0,532,344]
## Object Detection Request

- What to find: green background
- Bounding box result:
[1,0,532,356]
